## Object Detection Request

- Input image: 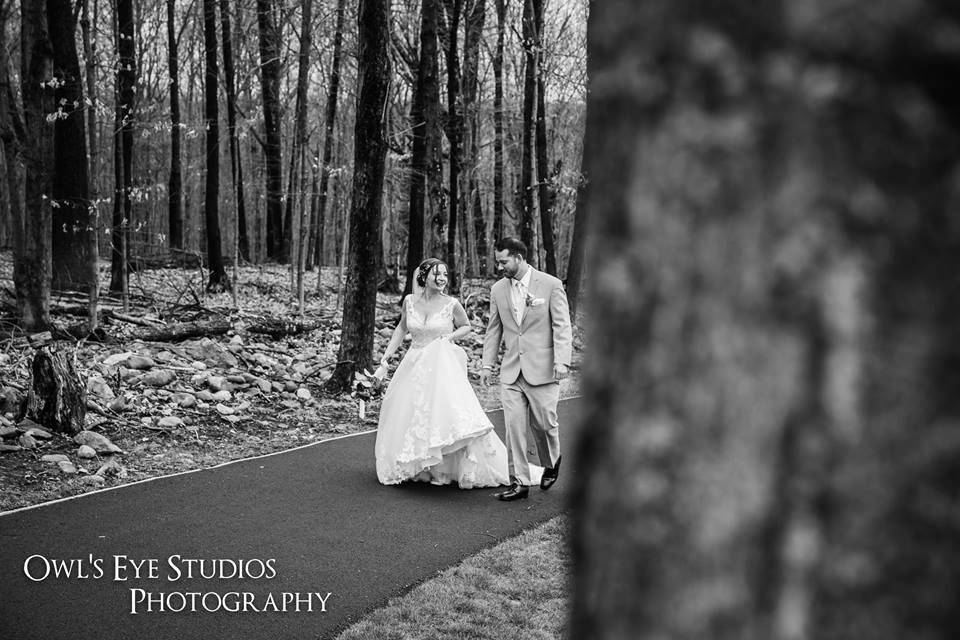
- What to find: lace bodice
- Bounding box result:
[406,296,456,349]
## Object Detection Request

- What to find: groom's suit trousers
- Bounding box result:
[501,373,560,486]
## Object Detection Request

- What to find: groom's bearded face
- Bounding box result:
[494,250,522,279]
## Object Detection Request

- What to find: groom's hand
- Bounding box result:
[480,366,493,386]
[554,363,569,381]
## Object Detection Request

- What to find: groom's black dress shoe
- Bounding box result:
[495,485,529,501]
[540,455,562,491]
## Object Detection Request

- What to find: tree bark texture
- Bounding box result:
[403,0,441,298]
[257,0,284,262]
[313,0,347,272]
[18,0,55,330]
[202,0,228,292]
[441,0,463,292]
[220,0,249,262]
[572,2,960,640]
[533,0,555,275]
[328,0,391,392]
[109,0,135,295]
[28,347,86,435]
[166,0,183,251]
[48,0,93,293]
[462,0,487,275]
[492,0,506,250]
[519,0,536,255]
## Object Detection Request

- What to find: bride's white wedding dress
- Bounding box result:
[375,296,519,488]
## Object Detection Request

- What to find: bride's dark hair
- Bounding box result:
[415,258,448,288]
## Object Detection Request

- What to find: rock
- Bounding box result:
[283,381,298,392]
[229,334,244,345]
[141,370,177,388]
[86,375,116,401]
[18,433,38,449]
[226,374,246,385]
[256,379,273,393]
[157,416,184,428]
[0,444,22,452]
[103,352,133,366]
[271,381,285,393]
[41,454,70,463]
[77,445,98,459]
[171,393,197,408]
[190,361,207,371]
[0,385,23,415]
[74,475,106,487]
[0,426,18,438]
[190,372,209,386]
[207,376,227,392]
[25,426,53,439]
[58,460,78,474]
[74,430,123,454]
[96,459,125,477]
[215,403,235,415]
[195,390,214,402]
[127,355,157,370]
[296,388,312,401]
[211,390,232,402]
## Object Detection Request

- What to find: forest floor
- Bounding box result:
[0,253,583,512]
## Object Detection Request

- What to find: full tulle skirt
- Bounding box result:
[375,339,511,488]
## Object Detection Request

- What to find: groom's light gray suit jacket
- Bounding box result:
[482,268,572,386]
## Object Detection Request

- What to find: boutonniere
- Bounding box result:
[525,293,545,307]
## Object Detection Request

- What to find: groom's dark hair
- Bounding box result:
[495,237,527,260]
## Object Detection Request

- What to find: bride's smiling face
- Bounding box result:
[427,265,448,291]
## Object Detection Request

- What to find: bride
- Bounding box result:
[374,258,534,488]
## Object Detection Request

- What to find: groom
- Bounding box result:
[481,237,572,501]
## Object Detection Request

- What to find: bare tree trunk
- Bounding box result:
[519,0,536,255]
[18,0,54,330]
[110,0,134,298]
[573,2,960,640]
[462,0,486,276]
[403,0,441,298]
[313,0,347,281]
[565,173,587,319]
[1,0,24,256]
[0,0,25,255]
[220,0,248,263]
[257,0,284,261]
[441,0,462,291]
[532,0,555,275]
[202,0,228,292]
[291,0,314,308]
[492,0,506,259]
[166,0,183,252]
[327,0,391,392]
[79,0,99,331]
[47,0,93,293]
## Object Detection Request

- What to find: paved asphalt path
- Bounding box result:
[0,398,581,640]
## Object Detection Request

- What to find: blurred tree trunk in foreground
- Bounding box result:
[571,1,960,639]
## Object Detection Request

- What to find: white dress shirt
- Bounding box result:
[511,267,532,326]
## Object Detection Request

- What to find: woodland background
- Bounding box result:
[0,0,588,392]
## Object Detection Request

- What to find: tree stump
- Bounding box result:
[27,347,86,436]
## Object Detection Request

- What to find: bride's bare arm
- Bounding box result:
[379,304,409,366]
[443,300,473,342]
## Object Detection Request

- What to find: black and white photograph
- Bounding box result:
[1,0,958,638]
